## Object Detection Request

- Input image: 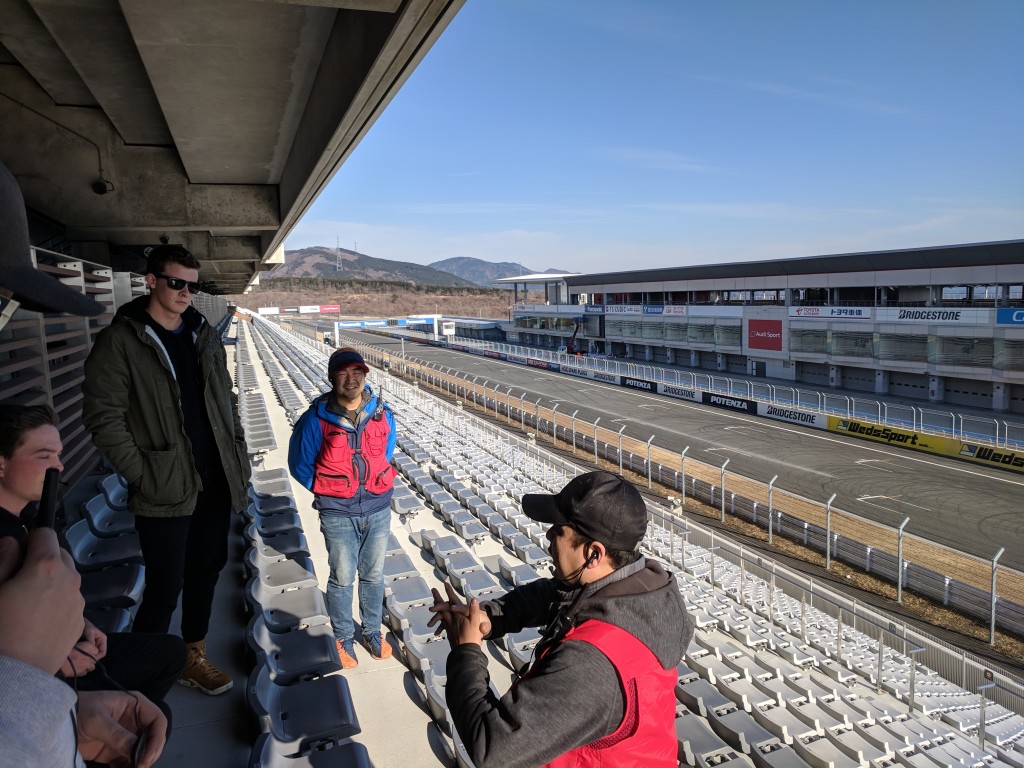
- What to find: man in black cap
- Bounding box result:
[430,470,692,768]
[288,347,397,669]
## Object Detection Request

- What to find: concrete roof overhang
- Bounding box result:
[0,0,464,294]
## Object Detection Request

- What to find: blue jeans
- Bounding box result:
[319,507,391,644]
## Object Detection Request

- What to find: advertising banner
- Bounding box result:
[790,307,872,320]
[339,320,365,327]
[257,306,280,315]
[702,392,756,413]
[642,305,664,315]
[506,354,528,365]
[584,305,605,314]
[663,306,688,316]
[282,307,299,314]
[620,376,655,392]
[759,404,826,428]
[605,305,643,314]
[320,304,341,313]
[997,309,1024,325]
[560,365,591,378]
[658,383,700,402]
[483,350,503,359]
[747,319,783,351]
[875,308,992,324]
[828,417,1024,474]
[299,305,319,314]
[591,371,621,384]
[526,358,551,370]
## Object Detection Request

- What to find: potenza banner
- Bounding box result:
[702,392,756,413]
[827,417,1024,475]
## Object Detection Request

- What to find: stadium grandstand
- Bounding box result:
[499,240,1024,413]
[3,2,1024,767]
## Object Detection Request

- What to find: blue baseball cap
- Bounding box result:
[328,347,369,380]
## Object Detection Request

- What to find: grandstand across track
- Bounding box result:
[345,330,1024,572]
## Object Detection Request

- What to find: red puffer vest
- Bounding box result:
[536,620,677,768]
[311,410,394,498]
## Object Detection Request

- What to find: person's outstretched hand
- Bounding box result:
[428,582,491,649]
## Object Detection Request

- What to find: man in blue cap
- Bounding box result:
[289,347,397,668]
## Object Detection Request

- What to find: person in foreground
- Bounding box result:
[0,403,186,728]
[430,471,693,768]
[288,347,397,668]
[0,529,167,768]
[82,244,251,695]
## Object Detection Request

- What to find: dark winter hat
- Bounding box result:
[328,347,370,380]
[0,162,104,316]
[522,471,648,552]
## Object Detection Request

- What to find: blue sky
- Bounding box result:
[285,0,1024,275]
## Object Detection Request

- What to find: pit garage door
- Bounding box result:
[699,351,718,370]
[842,366,875,393]
[1010,384,1024,414]
[889,371,929,400]
[944,377,992,409]
[726,354,747,374]
[797,361,830,386]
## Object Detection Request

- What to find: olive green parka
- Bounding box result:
[82,296,251,517]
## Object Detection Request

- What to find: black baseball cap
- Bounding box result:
[522,471,648,552]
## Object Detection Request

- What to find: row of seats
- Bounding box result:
[251,319,1024,767]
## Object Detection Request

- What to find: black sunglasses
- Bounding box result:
[155,274,201,293]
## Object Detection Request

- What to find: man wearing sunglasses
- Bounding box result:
[83,245,252,696]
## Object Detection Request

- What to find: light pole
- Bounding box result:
[719,459,730,522]
[646,435,655,488]
[824,493,837,568]
[680,447,689,506]
[897,517,910,604]
[991,547,1005,645]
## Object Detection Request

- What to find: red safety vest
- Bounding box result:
[311,411,394,498]
[531,619,678,768]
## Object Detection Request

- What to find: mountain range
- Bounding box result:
[270,247,567,287]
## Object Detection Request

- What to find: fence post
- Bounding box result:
[520,394,526,429]
[979,683,995,749]
[767,475,778,544]
[719,459,730,522]
[617,425,627,475]
[646,435,655,488]
[897,517,910,604]
[551,403,560,442]
[680,447,689,504]
[825,493,837,569]
[571,410,579,454]
[991,547,1004,645]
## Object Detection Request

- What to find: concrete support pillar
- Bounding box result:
[786,287,796,306]
[666,347,675,365]
[929,375,945,402]
[993,382,1010,412]
[999,285,1010,307]
[690,350,699,367]
[829,365,842,388]
[645,345,653,362]
[875,369,890,395]
[716,353,727,372]
[625,343,633,359]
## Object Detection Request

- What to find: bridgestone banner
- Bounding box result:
[759,404,826,429]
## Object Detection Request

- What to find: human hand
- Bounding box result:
[428,582,491,649]
[60,625,105,677]
[0,529,84,674]
[77,690,167,768]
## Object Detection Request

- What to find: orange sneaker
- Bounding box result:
[361,632,392,660]
[336,638,358,669]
